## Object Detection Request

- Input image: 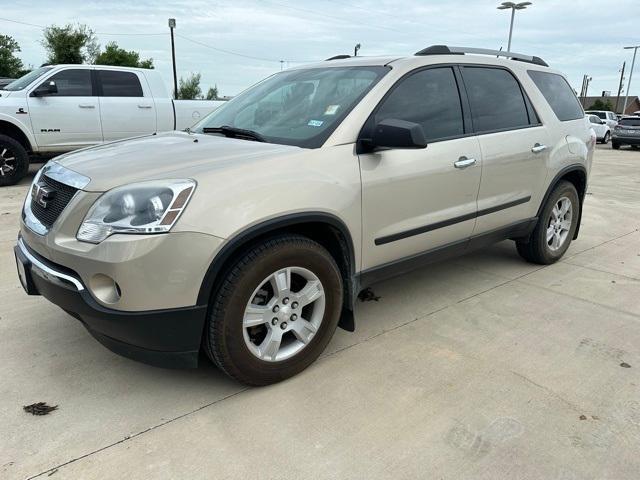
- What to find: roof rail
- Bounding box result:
[326,54,351,61]
[415,45,548,67]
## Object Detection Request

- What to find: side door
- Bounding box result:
[96,69,157,141]
[26,68,101,150]
[459,66,550,236]
[359,66,482,271]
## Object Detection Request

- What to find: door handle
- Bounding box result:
[454,156,477,169]
[137,104,152,109]
[78,104,95,109]
[531,143,547,153]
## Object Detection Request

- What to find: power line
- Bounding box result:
[0,17,165,35]
[176,33,316,64]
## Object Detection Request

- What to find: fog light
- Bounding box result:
[89,274,121,304]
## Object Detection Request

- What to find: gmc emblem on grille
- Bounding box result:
[31,183,56,208]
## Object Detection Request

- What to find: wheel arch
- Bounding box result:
[0,118,34,153]
[538,164,588,240]
[197,212,357,331]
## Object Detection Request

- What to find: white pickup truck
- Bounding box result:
[0,64,225,185]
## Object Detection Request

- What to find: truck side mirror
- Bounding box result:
[32,81,58,97]
[361,118,428,152]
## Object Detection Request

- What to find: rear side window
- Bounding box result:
[528,70,583,121]
[461,67,531,133]
[375,67,464,142]
[42,69,92,96]
[98,70,143,97]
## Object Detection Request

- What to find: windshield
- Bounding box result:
[3,67,54,91]
[619,117,640,126]
[193,66,389,148]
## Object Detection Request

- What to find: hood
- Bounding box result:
[55,131,302,191]
[0,90,13,98]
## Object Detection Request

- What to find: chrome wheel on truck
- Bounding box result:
[0,134,29,187]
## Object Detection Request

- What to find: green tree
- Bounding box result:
[0,35,24,77]
[41,24,99,64]
[206,85,220,100]
[177,73,202,99]
[95,42,154,68]
[587,98,614,111]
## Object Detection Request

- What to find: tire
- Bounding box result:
[204,234,343,385]
[602,132,610,144]
[0,134,29,187]
[612,142,620,150]
[516,180,580,265]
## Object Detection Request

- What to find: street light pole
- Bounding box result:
[168,18,178,100]
[354,43,361,57]
[622,45,639,115]
[497,2,532,52]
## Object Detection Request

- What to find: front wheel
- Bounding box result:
[516,180,580,264]
[612,142,620,150]
[204,234,343,385]
[602,132,610,144]
[0,134,29,187]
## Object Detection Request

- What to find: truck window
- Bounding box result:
[40,69,93,96]
[528,70,583,121]
[374,67,464,142]
[98,71,143,97]
[462,67,531,133]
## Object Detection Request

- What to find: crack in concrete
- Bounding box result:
[510,370,583,414]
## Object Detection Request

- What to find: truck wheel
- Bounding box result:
[602,132,610,144]
[0,134,29,187]
[516,180,579,265]
[204,234,343,385]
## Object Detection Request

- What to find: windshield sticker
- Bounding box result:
[308,120,324,127]
[324,105,340,115]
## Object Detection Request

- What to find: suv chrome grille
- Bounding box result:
[30,174,79,228]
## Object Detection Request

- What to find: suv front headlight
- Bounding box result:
[77,179,196,244]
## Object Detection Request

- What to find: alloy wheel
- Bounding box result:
[546,196,572,251]
[0,147,17,177]
[243,266,325,362]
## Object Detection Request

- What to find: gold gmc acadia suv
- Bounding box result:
[15,46,595,385]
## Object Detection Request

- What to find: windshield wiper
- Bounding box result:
[202,125,266,142]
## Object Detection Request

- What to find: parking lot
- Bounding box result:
[1,144,639,479]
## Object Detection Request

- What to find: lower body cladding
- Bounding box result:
[14,235,219,368]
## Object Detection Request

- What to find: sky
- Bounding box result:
[1,0,639,100]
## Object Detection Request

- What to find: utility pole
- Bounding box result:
[280,60,284,71]
[168,18,178,100]
[622,45,639,115]
[354,43,361,57]
[615,62,626,114]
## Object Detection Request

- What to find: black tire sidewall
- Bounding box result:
[211,237,343,384]
[0,134,29,186]
[535,181,580,262]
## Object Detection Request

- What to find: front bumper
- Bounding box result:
[15,237,207,368]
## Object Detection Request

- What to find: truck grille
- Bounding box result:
[30,174,79,228]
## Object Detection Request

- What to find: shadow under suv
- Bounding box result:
[15,45,594,385]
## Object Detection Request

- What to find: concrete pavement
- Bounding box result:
[1,144,639,479]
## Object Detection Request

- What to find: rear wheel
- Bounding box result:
[204,234,343,385]
[0,134,29,187]
[516,180,579,264]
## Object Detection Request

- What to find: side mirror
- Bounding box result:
[32,81,58,97]
[366,118,428,150]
